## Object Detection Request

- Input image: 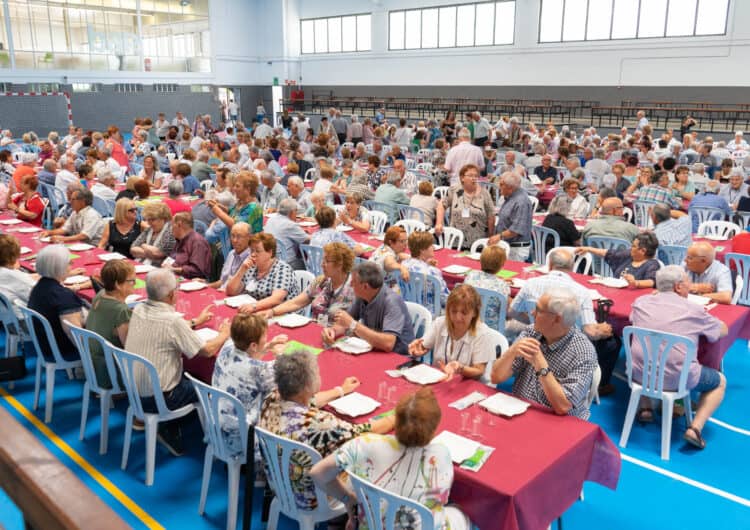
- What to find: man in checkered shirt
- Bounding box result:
[491,287,597,420]
[634,169,682,210]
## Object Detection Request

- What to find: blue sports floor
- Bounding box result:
[1,338,749,530]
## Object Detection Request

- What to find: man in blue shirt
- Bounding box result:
[652,204,692,248]
[688,180,733,232]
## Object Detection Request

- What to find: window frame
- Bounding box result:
[299,12,372,55]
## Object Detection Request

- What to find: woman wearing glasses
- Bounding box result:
[98,198,142,259]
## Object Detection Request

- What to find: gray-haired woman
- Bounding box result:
[542,195,581,248]
[27,245,86,362]
[258,350,395,512]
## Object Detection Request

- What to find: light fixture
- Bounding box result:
[180,0,191,6]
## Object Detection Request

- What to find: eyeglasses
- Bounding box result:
[124,278,137,284]
[127,208,137,213]
[686,255,708,261]
[143,217,155,222]
[532,304,555,316]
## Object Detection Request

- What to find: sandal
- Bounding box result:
[636,408,654,424]
[684,426,706,449]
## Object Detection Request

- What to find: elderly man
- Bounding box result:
[684,242,733,304]
[582,197,640,241]
[55,155,80,194]
[445,128,484,186]
[91,167,118,201]
[265,198,310,270]
[719,170,749,210]
[125,269,229,455]
[259,169,288,211]
[322,261,415,355]
[585,148,611,179]
[207,221,251,289]
[37,159,57,187]
[392,159,417,196]
[636,110,649,132]
[494,150,526,178]
[164,212,212,279]
[688,180,733,232]
[13,152,37,189]
[287,176,312,215]
[629,266,727,448]
[191,150,212,181]
[42,188,104,245]
[652,203,692,248]
[374,172,410,224]
[635,170,682,210]
[492,287,597,420]
[489,172,532,261]
[727,131,749,152]
[534,154,558,184]
[473,112,491,147]
[94,147,121,176]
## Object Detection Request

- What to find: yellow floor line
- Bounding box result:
[0,387,164,530]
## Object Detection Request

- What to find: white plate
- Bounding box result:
[194,327,219,342]
[0,219,22,225]
[479,392,530,417]
[687,294,711,306]
[336,225,353,232]
[442,264,472,275]
[370,234,385,241]
[328,392,381,417]
[590,277,629,289]
[700,234,728,241]
[39,236,52,243]
[18,227,42,233]
[98,252,127,261]
[463,252,481,260]
[274,313,312,328]
[334,336,372,354]
[134,264,156,274]
[298,221,318,227]
[511,278,526,289]
[401,364,447,385]
[223,294,257,308]
[179,281,207,292]
[68,243,94,251]
[63,275,89,285]
[19,246,32,254]
[151,188,168,194]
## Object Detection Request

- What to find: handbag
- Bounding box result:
[0,355,27,382]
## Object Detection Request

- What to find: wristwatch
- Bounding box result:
[346,320,358,336]
[536,367,552,378]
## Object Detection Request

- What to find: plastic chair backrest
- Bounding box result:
[394,219,427,235]
[657,245,688,266]
[545,246,593,276]
[585,236,630,277]
[275,240,288,262]
[528,195,539,213]
[293,270,315,317]
[439,227,464,250]
[474,286,508,334]
[735,211,750,230]
[200,179,215,192]
[194,219,208,236]
[404,301,432,340]
[585,364,602,408]
[725,253,750,306]
[689,207,726,230]
[68,325,123,395]
[255,426,330,520]
[531,225,560,266]
[347,470,434,530]
[470,238,489,254]
[364,200,392,216]
[17,304,69,365]
[623,326,696,398]
[92,196,111,217]
[732,275,744,305]
[415,162,433,172]
[622,206,633,223]
[369,210,388,234]
[587,193,599,216]
[397,205,426,223]
[185,373,248,464]
[632,200,656,229]
[482,328,509,384]
[0,291,23,339]
[400,271,442,316]
[299,244,324,276]
[697,220,740,239]
[432,186,450,200]
[303,168,316,182]
[109,345,169,421]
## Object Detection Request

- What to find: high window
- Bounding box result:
[300,14,372,54]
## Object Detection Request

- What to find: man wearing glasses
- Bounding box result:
[491,287,597,420]
[684,242,733,305]
[41,188,104,245]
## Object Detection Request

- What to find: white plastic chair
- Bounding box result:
[732,274,744,305]
[470,237,511,257]
[185,373,248,530]
[299,244,324,277]
[294,270,316,318]
[395,219,427,235]
[303,168,317,182]
[68,326,123,455]
[432,186,450,200]
[0,292,28,371]
[405,301,432,340]
[619,326,695,461]
[482,328,509,386]
[17,303,83,424]
[632,200,656,229]
[438,226,464,250]
[726,253,750,306]
[369,210,388,235]
[696,221,740,239]
[545,246,593,276]
[255,426,347,530]
[622,206,633,223]
[415,162,433,172]
[110,346,198,485]
[528,195,539,213]
[347,470,434,530]
[586,364,602,407]
[200,179,215,192]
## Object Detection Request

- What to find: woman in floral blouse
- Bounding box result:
[262,242,355,324]
[401,230,449,309]
[464,245,511,333]
[310,388,471,530]
[258,351,396,511]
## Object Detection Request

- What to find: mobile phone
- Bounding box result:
[396,359,421,370]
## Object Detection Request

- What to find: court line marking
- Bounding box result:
[621,453,750,508]
[0,387,164,530]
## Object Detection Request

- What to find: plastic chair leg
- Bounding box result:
[619,389,642,448]
[33,357,42,411]
[145,417,158,486]
[44,364,56,423]
[121,408,133,470]
[99,392,111,455]
[79,382,91,441]
[198,446,213,515]
[266,498,280,530]
[661,398,674,461]
[227,460,241,530]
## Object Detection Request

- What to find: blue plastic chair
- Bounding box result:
[585,236,630,277]
[92,195,112,217]
[347,470,434,530]
[688,206,726,233]
[17,304,82,424]
[619,326,695,461]
[39,183,67,229]
[255,426,347,530]
[531,225,560,266]
[725,253,750,306]
[110,345,198,486]
[68,326,123,454]
[404,301,432,340]
[397,204,426,223]
[632,200,657,229]
[185,374,248,530]
[368,210,389,234]
[657,245,688,266]
[0,292,28,363]
[129,162,144,176]
[364,200,395,223]
[399,270,442,316]
[300,244,324,277]
[194,219,208,236]
[474,286,508,334]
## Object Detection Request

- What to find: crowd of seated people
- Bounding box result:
[1,104,749,527]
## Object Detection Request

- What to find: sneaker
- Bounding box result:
[157,425,185,457]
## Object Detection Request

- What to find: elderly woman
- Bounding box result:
[409,284,495,380]
[225,232,299,313]
[335,192,371,233]
[85,260,135,388]
[434,164,496,248]
[263,242,355,323]
[365,155,387,190]
[343,168,374,201]
[27,245,85,362]
[561,177,589,219]
[8,174,44,227]
[465,245,511,332]
[369,225,410,290]
[671,164,696,201]
[543,195,581,248]
[259,350,396,512]
[302,190,329,219]
[577,232,660,288]
[116,176,150,202]
[163,180,192,216]
[0,234,37,315]
[311,388,470,530]
[139,154,164,188]
[98,198,142,258]
[402,230,448,307]
[309,206,365,255]
[130,201,176,266]
[409,180,439,227]
[312,165,335,199]
[210,171,263,233]
[626,165,654,195]
[330,160,354,196]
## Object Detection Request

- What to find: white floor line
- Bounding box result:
[621,453,750,508]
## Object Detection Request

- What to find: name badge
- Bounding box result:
[461,208,470,218]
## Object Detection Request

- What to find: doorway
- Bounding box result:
[218,87,240,126]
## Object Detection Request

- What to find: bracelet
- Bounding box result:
[335,386,344,398]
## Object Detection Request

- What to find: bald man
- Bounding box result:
[684,242,733,304]
[581,198,640,242]
[208,221,252,289]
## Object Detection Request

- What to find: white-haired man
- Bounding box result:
[91,167,118,201]
[265,198,310,270]
[445,129,484,186]
[492,287,597,420]
[287,176,312,215]
[489,172,532,261]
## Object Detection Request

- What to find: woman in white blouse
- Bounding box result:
[562,177,590,219]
